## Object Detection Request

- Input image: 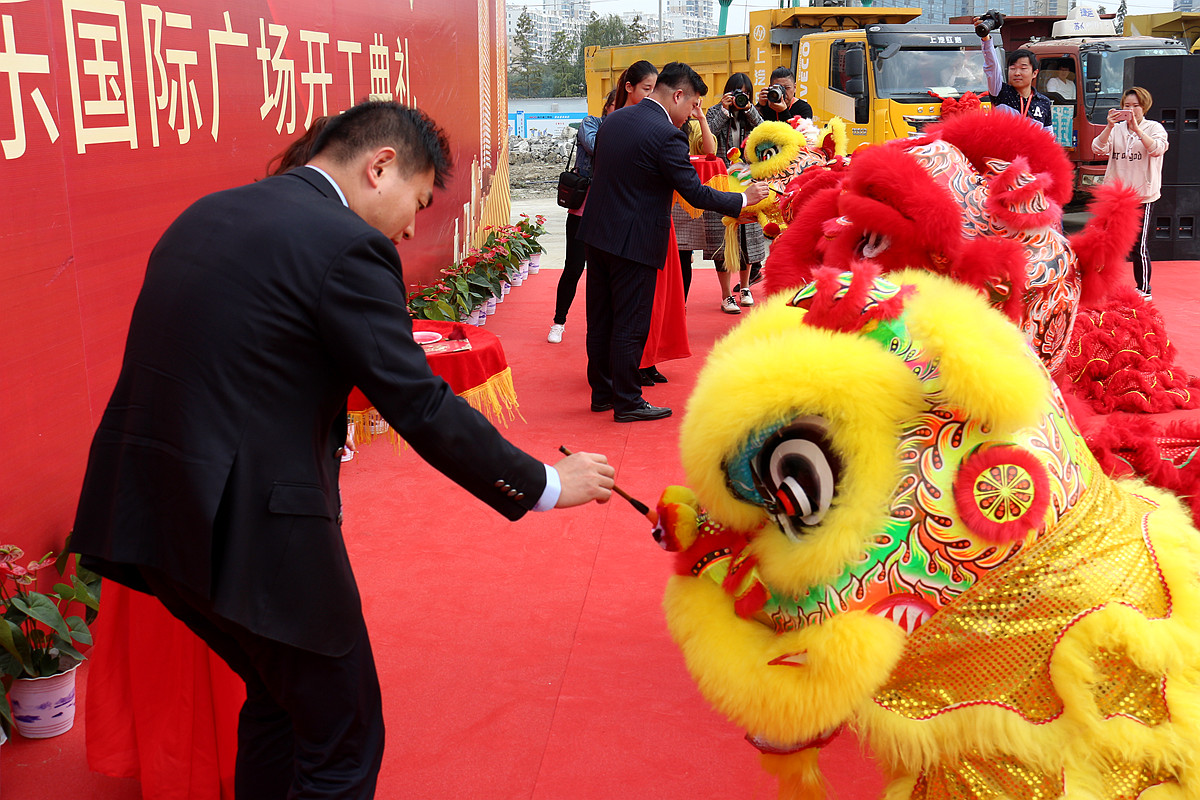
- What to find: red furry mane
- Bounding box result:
[923,110,1074,208]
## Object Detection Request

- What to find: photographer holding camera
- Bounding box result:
[974,10,1052,131]
[755,66,813,123]
[707,72,769,313]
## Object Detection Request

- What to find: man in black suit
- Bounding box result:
[578,62,767,422]
[70,102,614,799]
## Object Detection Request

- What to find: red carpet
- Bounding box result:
[6,261,1200,799]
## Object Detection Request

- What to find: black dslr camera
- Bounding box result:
[975,9,1004,38]
[766,84,787,105]
[732,89,751,110]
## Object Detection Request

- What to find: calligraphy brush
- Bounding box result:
[559,445,657,524]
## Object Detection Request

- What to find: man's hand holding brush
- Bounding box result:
[557,446,657,523]
[553,449,615,506]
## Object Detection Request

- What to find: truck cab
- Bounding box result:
[842,24,993,147]
[585,8,996,151]
[752,11,993,148]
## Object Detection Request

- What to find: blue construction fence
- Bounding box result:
[508,111,587,138]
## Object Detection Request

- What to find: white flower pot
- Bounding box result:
[475,308,487,326]
[469,307,484,325]
[9,660,81,738]
[529,253,541,273]
[519,260,530,280]
[501,281,511,296]
[485,296,497,315]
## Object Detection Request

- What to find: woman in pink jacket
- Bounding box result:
[1092,86,1169,298]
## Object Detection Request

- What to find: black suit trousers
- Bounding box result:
[585,245,658,413]
[139,568,385,799]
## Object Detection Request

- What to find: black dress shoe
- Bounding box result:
[646,366,668,383]
[590,401,614,412]
[637,368,657,387]
[614,402,672,422]
[749,263,764,286]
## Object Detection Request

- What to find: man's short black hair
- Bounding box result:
[1007,49,1039,72]
[770,66,795,83]
[310,101,453,188]
[657,62,708,97]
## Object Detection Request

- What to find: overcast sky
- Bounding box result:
[581,0,1177,36]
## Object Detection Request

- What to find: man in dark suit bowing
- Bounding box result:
[70,101,614,799]
[578,61,767,422]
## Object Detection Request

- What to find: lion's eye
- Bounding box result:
[752,417,840,540]
[755,144,780,162]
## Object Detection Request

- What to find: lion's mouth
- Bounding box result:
[869,593,936,634]
[748,594,935,753]
[857,230,892,259]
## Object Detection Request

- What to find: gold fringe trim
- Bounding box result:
[476,132,512,247]
[673,174,738,219]
[723,217,742,274]
[346,368,524,457]
[458,366,524,428]
[347,407,404,453]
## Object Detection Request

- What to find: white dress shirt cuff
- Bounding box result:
[741,194,748,208]
[532,464,561,511]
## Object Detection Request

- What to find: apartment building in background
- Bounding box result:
[506,0,715,58]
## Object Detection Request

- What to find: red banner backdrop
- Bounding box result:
[0,0,510,557]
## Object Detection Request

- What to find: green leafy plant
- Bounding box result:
[0,544,99,733]
[515,214,548,254]
[407,281,458,321]
[406,220,548,320]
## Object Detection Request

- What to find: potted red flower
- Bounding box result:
[0,544,99,738]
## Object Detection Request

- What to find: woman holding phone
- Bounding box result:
[1093,86,1169,298]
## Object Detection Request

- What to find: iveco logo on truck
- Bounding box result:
[797,41,810,98]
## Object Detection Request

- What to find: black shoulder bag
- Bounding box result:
[556,139,590,210]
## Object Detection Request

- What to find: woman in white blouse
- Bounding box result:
[1092,86,1169,298]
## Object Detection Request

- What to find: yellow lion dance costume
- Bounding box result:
[678,117,847,275]
[657,266,1200,800]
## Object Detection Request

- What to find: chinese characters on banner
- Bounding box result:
[0,0,509,556]
[2,1,424,156]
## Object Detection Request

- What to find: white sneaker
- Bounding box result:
[547,323,565,343]
[739,288,754,307]
[721,295,741,314]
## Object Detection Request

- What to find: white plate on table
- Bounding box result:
[413,331,443,345]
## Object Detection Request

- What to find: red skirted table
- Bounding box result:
[348,320,522,443]
[84,321,521,800]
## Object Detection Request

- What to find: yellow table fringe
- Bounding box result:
[347,366,524,455]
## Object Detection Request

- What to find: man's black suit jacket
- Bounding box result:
[72,167,546,656]
[577,98,744,269]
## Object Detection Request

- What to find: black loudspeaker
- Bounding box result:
[1125,56,1200,186]
[1148,184,1200,262]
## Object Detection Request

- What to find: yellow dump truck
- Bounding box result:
[1123,12,1200,52]
[584,7,996,150]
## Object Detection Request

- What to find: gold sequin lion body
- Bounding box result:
[657,267,1200,800]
